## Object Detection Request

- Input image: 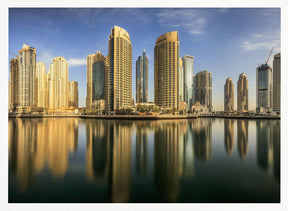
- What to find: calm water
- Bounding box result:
[8,118,280,203]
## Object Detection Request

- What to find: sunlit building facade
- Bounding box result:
[18,44,37,111]
[193,70,212,109]
[224,78,234,112]
[9,58,19,111]
[154,31,180,109]
[178,58,184,102]
[182,55,194,110]
[36,62,48,109]
[69,81,79,108]
[106,26,132,112]
[136,49,148,103]
[48,56,69,110]
[273,53,281,112]
[237,73,248,112]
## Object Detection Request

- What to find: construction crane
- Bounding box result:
[9,51,18,58]
[265,47,274,65]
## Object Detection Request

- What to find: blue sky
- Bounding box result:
[9,8,280,110]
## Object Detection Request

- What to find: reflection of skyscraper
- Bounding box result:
[154,120,187,202]
[182,121,195,179]
[237,120,249,159]
[86,120,109,181]
[272,121,280,181]
[224,119,234,155]
[192,119,212,161]
[136,126,148,180]
[154,31,180,109]
[8,118,79,191]
[256,121,273,170]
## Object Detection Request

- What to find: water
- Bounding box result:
[8,118,280,203]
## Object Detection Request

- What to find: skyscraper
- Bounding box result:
[273,53,281,112]
[105,26,132,112]
[86,51,106,109]
[256,64,273,112]
[136,49,148,103]
[36,62,48,109]
[224,78,234,112]
[9,58,19,111]
[178,58,184,102]
[48,56,69,110]
[237,73,248,112]
[154,31,180,109]
[193,70,212,109]
[18,44,37,111]
[182,55,194,110]
[69,81,79,108]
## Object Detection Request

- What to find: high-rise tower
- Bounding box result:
[136,49,148,103]
[18,44,37,111]
[9,58,19,111]
[154,31,180,109]
[36,62,48,109]
[69,81,79,108]
[105,26,132,112]
[273,53,281,112]
[256,64,273,112]
[193,70,212,109]
[237,73,248,112]
[224,78,234,112]
[182,55,194,110]
[86,51,106,108]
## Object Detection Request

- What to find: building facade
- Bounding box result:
[136,49,148,103]
[18,44,37,110]
[105,26,132,112]
[237,73,248,112]
[48,56,69,110]
[69,81,79,108]
[154,31,180,109]
[36,62,48,109]
[273,53,281,112]
[182,55,194,110]
[193,70,212,109]
[9,58,19,111]
[86,51,106,109]
[224,78,234,112]
[256,64,273,112]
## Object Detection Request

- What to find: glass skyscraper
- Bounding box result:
[136,49,148,103]
[182,55,194,109]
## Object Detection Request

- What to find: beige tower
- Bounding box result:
[86,51,106,109]
[273,53,281,112]
[9,58,19,111]
[237,73,248,112]
[48,56,69,110]
[18,44,37,112]
[36,62,48,109]
[69,81,79,108]
[106,26,132,112]
[224,78,234,112]
[154,31,180,109]
[193,70,212,109]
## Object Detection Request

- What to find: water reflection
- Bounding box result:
[192,119,212,161]
[8,118,280,202]
[154,120,188,202]
[256,120,280,181]
[237,120,249,160]
[224,119,234,155]
[8,118,79,191]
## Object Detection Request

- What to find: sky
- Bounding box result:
[8,8,280,110]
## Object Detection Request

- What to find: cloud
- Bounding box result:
[37,50,54,68]
[240,31,280,51]
[67,58,86,67]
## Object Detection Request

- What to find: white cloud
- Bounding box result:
[67,58,86,67]
[240,32,280,52]
[37,50,53,67]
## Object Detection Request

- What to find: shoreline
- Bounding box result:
[8,114,280,120]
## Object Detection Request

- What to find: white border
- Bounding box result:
[1,1,288,211]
